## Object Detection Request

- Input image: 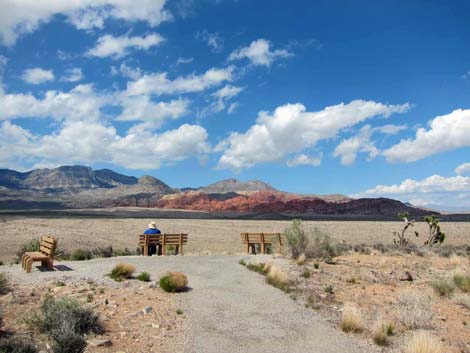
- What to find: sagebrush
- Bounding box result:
[159,272,188,292]
[109,263,135,281]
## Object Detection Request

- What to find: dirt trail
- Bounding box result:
[1,255,376,353]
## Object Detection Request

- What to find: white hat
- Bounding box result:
[148,222,157,229]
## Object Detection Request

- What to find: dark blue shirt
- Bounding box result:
[144,228,161,234]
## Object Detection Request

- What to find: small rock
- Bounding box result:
[87,339,112,347]
[142,306,153,314]
[400,271,413,281]
[151,323,160,328]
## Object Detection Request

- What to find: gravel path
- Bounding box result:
[2,255,376,353]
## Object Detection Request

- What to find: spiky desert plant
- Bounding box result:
[393,212,419,247]
[424,215,445,246]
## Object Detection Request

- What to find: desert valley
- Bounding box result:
[1,1,470,353]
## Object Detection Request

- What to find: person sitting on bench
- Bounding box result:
[144,222,161,255]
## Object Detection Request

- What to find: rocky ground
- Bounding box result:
[247,251,470,352]
[1,276,189,353]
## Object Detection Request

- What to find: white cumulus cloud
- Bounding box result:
[0,0,171,46]
[229,39,292,67]
[360,172,470,210]
[62,67,83,82]
[217,100,410,170]
[21,68,54,84]
[333,125,379,165]
[383,109,470,163]
[88,33,164,58]
[0,120,210,170]
[455,162,470,176]
[286,153,322,167]
[125,67,233,96]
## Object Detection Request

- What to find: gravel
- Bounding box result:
[1,255,377,353]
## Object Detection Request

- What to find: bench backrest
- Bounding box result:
[240,233,284,245]
[39,236,58,258]
[138,233,188,246]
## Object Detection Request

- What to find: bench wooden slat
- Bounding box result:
[22,236,58,273]
[240,232,284,254]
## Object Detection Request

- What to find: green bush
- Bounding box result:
[301,270,311,278]
[159,272,188,293]
[0,260,4,266]
[431,279,455,297]
[284,219,309,259]
[36,297,102,335]
[71,249,92,261]
[109,263,135,281]
[0,273,9,295]
[284,220,346,260]
[0,337,38,353]
[15,238,40,263]
[136,272,151,282]
[238,259,246,266]
[245,262,267,274]
[92,246,114,258]
[453,274,470,293]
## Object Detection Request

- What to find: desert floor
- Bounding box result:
[1,216,470,262]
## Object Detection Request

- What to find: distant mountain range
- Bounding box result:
[0,165,433,219]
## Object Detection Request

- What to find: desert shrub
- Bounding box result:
[453,293,470,309]
[372,320,394,346]
[397,292,434,329]
[246,262,267,275]
[265,265,290,292]
[296,254,306,266]
[313,262,320,269]
[50,321,87,353]
[0,337,38,353]
[453,274,470,293]
[15,238,40,263]
[0,261,4,266]
[431,279,455,297]
[137,272,151,282]
[238,259,246,266]
[284,219,309,259]
[92,246,114,258]
[114,247,137,256]
[301,270,311,278]
[159,272,188,292]
[340,305,363,333]
[176,309,183,315]
[0,273,9,295]
[324,285,334,294]
[346,277,357,284]
[307,228,346,260]
[109,263,135,281]
[36,296,102,335]
[71,249,92,261]
[404,331,443,353]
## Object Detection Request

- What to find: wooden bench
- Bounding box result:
[138,233,188,256]
[240,233,284,254]
[21,236,58,273]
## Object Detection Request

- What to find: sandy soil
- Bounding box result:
[254,252,470,352]
[1,216,470,262]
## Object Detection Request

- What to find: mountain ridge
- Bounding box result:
[0,165,432,217]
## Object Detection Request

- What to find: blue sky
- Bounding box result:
[0,0,469,210]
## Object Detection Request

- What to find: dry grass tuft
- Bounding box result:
[109,263,135,281]
[448,254,468,266]
[372,319,394,346]
[431,279,455,297]
[296,254,306,266]
[263,262,272,274]
[266,265,290,292]
[453,273,470,293]
[403,331,443,353]
[397,292,434,329]
[340,304,363,333]
[159,272,188,292]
